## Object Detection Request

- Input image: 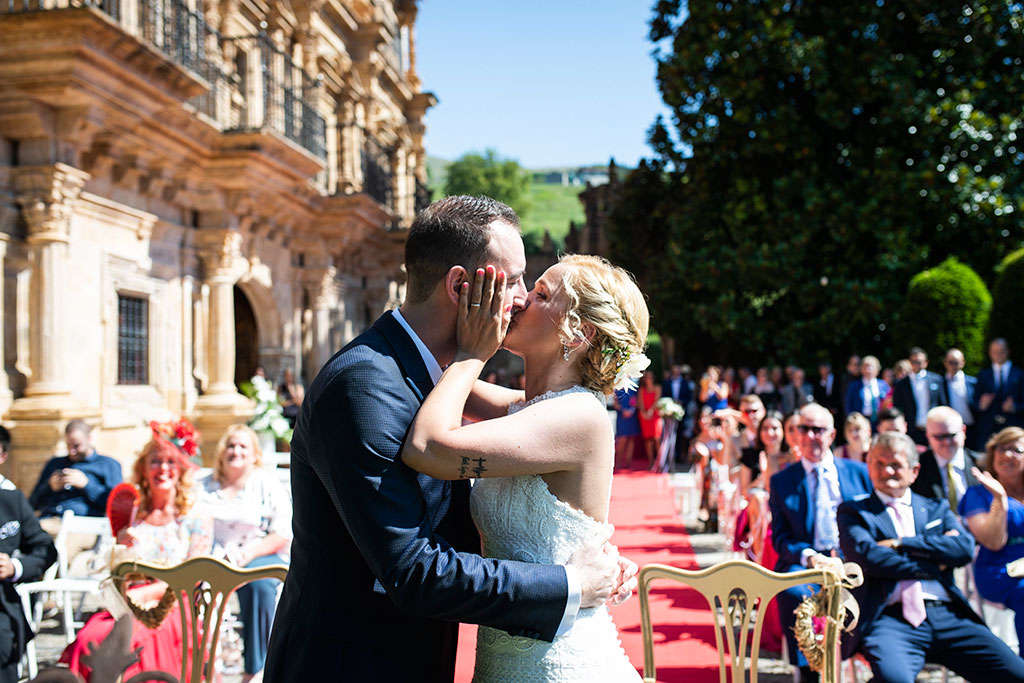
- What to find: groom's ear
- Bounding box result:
[445,266,468,305]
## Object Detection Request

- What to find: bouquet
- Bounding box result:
[242,375,292,441]
[655,397,685,420]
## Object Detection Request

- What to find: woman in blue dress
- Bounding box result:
[959,426,1024,648]
[613,388,641,468]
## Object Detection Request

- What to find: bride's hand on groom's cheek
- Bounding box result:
[455,265,507,362]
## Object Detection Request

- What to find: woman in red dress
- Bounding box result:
[637,370,663,470]
[61,421,212,681]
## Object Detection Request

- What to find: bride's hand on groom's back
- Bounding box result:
[455,265,508,363]
[570,534,621,609]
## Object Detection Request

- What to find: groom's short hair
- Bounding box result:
[404,195,520,304]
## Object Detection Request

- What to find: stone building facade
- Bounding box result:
[0,0,433,485]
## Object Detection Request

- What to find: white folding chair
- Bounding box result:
[16,510,113,678]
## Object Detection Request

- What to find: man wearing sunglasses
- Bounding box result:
[768,403,872,681]
[912,406,982,510]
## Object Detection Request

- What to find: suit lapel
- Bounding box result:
[372,312,435,402]
[867,493,900,540]
[910,493,930,533]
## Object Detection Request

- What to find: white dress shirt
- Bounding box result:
[934,448,968,501]
[912,370,931,428]
[946,371,974,426]
[799,452,842,564]
[391,309,581,634]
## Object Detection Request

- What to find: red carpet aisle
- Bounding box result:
[455,471,722,682]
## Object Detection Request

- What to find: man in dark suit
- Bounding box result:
[942,348,979,449]
[0,487,57,683]
[264,196,625,682]
[769,403,872,681]
[838,432,1024,682]
[892,348,948,446]
[973,337,1024,446]
[911,406,981,509]
[813,362,841,420]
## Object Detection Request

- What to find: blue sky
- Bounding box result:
[415,1,669,169]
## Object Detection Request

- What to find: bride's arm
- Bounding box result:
[464,380,525,422]
[401,267,607,480]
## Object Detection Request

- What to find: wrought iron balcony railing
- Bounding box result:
[361,136,393,209]
[3,0,216,84]
[218,32,326,160]
[1,0,327,161]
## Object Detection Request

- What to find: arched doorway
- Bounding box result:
[234,286,259,388]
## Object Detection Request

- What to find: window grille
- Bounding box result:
[117,295,148,385]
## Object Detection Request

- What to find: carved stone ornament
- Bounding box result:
[196,229,244,281]
[14,164,91,243]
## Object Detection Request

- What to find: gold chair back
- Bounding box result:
[638,560,848,683]
[112,556,288,683]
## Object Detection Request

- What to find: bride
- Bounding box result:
[402,253,648,682]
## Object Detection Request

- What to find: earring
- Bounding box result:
[562,344,570,362]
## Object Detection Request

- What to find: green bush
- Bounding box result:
[988,248,1024,361]
[894,258,991,373]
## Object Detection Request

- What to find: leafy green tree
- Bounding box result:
[988,248,1024,359]
[444,149,531,219]
[894,258,990,373]
[610,0,1024,366]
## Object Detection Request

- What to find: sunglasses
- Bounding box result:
[928,432,959,442]
[797,425,830,436]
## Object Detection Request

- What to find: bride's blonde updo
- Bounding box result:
[556,254,650,395]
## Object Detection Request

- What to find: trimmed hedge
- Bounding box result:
[895,257,991,373]
[988,248,1024,361]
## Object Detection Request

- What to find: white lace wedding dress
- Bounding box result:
[470,386,642,682]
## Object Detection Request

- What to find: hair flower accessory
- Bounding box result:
[148,418,202,469]
[611,348,651,392]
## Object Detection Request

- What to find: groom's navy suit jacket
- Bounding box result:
[264,313,567,682]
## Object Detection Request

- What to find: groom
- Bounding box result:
[264,196,626,682]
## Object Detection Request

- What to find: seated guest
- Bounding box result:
[0,426,17,490]
[834,412,871,463]
[61,420,212,681]
[958,426,1024,650]
[768,403,872,681]
[782,411,802,460]
[838,432,1024,682]
[736,411,787,651]
[877,408,928,454]
[845,356,889,428]
[29,420,122,562]
[912,406,981,508]
[200,424,291,682]
[0,486,57,683]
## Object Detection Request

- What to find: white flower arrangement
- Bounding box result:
[243,375,293,440]
[655,397,686,420]
[611,349,651,392]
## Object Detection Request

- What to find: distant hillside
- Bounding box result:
[424,156,598,252]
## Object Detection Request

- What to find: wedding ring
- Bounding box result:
[470,302,481,307]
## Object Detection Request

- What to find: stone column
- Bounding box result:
[302,266,341,376]
[191,228,253,463]
[7,164,99,489]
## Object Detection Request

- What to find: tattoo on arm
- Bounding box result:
[458,456,488,479]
